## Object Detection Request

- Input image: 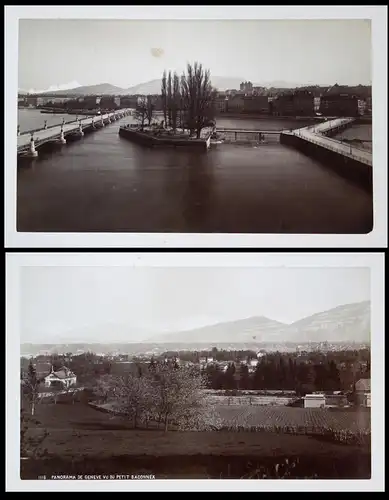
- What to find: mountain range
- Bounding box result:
[19,78,332,96]
[21,301,370,355]
[145,301,370,344]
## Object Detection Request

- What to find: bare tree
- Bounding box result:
[133,97,147,131]
[171,72,181,133]
[22,360,41,416]
[94,374,115,404]
[161,70,167,128]
[167,71,173,128]
[146,95,155,126]
[105,374,156,429]
[151,362,221,432]
[180,62,215,138]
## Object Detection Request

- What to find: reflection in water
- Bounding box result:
[182,151,214,232]
[16,117,373,234]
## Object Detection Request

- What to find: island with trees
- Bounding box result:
[119,62,218,150]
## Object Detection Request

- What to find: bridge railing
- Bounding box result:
[304,131,372,156]
[290,132,372,166]
[18,109,130,137]
[20,117,87,136]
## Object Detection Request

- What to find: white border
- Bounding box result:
[4,6,388,248]
[6,252,385,491]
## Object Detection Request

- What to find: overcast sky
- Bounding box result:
[18,19,371,91]
[20,266,370,343]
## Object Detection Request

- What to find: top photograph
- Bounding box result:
[5,7,387,247]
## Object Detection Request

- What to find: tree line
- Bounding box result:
[94,360,218,432]
[134,62,216,138]
[201,355,370,395]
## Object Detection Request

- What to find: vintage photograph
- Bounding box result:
[14,258,376,483]
[15,17,374,234]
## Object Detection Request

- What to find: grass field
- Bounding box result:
[21,403,371,479]
[216,405,371,432]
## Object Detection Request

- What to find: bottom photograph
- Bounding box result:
[11,253,379,486]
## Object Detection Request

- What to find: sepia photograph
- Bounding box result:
[9,9,383,240]
[6,253,385,491]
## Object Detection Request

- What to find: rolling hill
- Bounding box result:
[286,300,371,343]
[145,301,371,344]
[23,78,333,97]
[144,316,288,344]
[20,301,370,355]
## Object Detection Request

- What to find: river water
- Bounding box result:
[18,108,90,134]
[17,109,373,233]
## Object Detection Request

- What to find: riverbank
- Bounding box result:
[39,108,101,115]
[215,113,323,122]
[119,125,212,150]
[280,132,372,192]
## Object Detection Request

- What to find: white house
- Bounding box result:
[44,366,77,389]
[303,394,326,408]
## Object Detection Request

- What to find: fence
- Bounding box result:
[221,130,281,144]
[20,117,88,137]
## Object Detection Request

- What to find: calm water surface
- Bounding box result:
[18,108,90,133]
[17,112,373,233]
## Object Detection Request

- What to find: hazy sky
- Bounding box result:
[18,19,372,91]
[20,266,370,343]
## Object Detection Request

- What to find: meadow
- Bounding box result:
[21,402,371,479]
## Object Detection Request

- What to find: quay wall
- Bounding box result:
[119,127,211,150]
[280,133,372,193]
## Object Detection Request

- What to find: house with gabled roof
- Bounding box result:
[44,365,77,388]
[355,378,371,407]
[355,378,371,392]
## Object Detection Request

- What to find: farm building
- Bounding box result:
[355,378,371,406]
[355,378,370,393]
[303,394,326,408]
[44,365,77,388]
[325,394,348,407]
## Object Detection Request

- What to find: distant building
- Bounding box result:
[366,96,372,114]
[44,366,77,388]
[319,94,359,117]
[226,95,244,112]
[314,97,321,113]
[114,96,121,107]
[252,86,266,96]
[325,394,348,407]
[214,95,229,113]
[272,90,314,117]
[355,378,371,407]
[243,95,269,114]
[120,96,138,108]
[303,394,326,408]
[358,99,367,116]
[26,96,38,107]
[240,81,253,94]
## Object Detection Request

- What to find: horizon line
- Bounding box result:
[21,299,370,345]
